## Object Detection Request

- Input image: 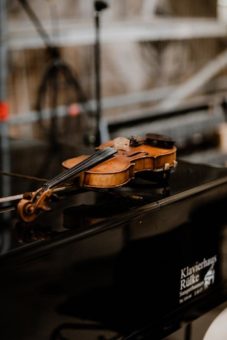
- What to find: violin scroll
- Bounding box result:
[17,188,53,223]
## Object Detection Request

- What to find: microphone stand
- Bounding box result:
[94,1,108,146]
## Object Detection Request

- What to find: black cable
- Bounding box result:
[0,170,47,182]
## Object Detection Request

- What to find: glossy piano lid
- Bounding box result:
[1,159,227,257]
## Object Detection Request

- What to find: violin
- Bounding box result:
[62,134,177,188]
[17,134,177,222]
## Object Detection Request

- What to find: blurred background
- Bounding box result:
[3,0,227,167]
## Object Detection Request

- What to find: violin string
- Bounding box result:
[45,147,116,189]
[45,150,103,188]
[46,149,105,188]
[56,147,116,186]
[47,148,115,188]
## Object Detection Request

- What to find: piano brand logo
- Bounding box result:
[179,255,217,304]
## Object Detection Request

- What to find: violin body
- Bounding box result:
[62,135,177,189]
[62,154,134,188]
[99,138,177,173]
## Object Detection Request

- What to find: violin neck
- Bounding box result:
[43,147,116,190]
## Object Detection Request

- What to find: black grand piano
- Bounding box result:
[1,149,227,339]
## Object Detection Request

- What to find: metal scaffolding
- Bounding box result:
[0,0,10,197]
[8,18,227,49]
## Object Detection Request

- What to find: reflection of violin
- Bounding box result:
[17,134,177,222]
